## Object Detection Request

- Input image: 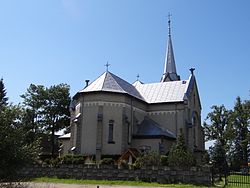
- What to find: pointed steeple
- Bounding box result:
[161,14,180,82]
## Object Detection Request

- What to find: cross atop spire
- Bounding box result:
[105,61,110,71]
[168,13,172,36]
[189,68,195,75]
[161,14,180,82]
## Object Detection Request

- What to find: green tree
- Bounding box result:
[20,84,46,134]
[229,97,250,169]
[0,104,38,180]
[209,141,228,180]
[204,105,232,146]
[43,84,71,156]
[167,133,196,167]
[204,105,232,176]
[21,83,71,157]
[0,78,8,110]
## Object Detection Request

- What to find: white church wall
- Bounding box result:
[101,104,124,155]
[132,138,161,153]
[81,105,99,155]
[72,81,204,156]
[186,80,204,152]
[149,113,176,135]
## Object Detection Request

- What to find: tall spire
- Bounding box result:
[161,14,180,82]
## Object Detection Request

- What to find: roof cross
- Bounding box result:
[189,68,195,75]
[168,13,172,36]
[136,74,140,81]
[105,61,110,71]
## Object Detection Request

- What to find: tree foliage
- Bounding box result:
[0,99,38,181]
[229,97,250,170]
[204,97,250,173]
[21,83,71,156]
[204,105,232,146]
[134,151,160,169]
[20,84,46,134]
[203,105,231,176]
[209,141,228,180]
[0,78,8,110]
[167,134,196,168]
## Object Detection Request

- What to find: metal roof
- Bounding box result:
[134,117,176,139]
[80,71,144,101]
[133,77,190,103]
[79,71,192,104]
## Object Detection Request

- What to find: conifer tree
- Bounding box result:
[229,97,249,169]
[0,78,8,110]
[167,133,196,167]
[204,105,232,177]
[209,141,228,180]
[21,83,71,157]
[0,82,38,180]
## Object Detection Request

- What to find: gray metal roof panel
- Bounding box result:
[80,72,106,92]
[135,117,176,139]
[80,71,191,104]
[134,79,190,103]
[80,72,144,101]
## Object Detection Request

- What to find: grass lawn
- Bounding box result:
[32,177,214,187]
[31,173,250,188]
[227,173,250,188]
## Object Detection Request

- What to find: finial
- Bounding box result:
[136,74,140,81]
[168,13,172,36]
[105,61,110,71]
[189,68,195,75]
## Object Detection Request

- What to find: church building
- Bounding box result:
[68,18,205,161]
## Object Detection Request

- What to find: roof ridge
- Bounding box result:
[136,117,176,139]
[106,71,127,93]
[81,71,145,101]
[146,117,166,132]
[101,71,108,90]
[108,72,145,101]
[184,74,194,98]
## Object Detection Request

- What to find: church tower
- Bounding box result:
[161,15,180,82]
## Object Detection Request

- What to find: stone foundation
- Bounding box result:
[19,165,211,185]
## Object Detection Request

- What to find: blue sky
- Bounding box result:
[1,0,249,143]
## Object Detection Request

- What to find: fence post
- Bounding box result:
[224,173,228,186]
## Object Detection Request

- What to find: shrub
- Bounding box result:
[118,159,129,169]
[43,155,87,166]
[61,155,86,165]
[101,155,120,160]
[160,155,168,166]
[133,152,160,169]
[167,134,196,168]
[100,158,114,165]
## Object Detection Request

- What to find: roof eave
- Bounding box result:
[79,90,147,104]
[147,101,184,105]
[132,135,176,140]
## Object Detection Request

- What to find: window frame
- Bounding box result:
[108,120,115,144]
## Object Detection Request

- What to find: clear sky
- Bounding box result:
[1,0,249,146]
